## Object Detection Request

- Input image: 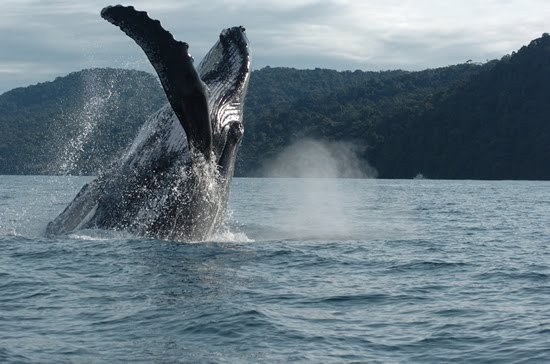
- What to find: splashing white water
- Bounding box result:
[50,71,120,175]
[209,208,254,243]
[67,229,136,241]
[208,229,254,244]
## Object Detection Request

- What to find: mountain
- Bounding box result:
[370,34,550,179]
[1,34,549,179]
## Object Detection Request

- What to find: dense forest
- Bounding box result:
[239,63,490,176]
[370,35,550,179]
[1,34,550,179]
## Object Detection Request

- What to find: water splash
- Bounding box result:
[208,229,254,243]
[48,70,120,175]
[210,208,254,243]
[67,229,136,241]
[187,150,228,240]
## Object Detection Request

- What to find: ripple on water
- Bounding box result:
[1,178,550,363]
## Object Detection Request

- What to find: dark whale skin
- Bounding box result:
[46,6,250,241]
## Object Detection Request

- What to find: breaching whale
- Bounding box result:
[46,5,251,240]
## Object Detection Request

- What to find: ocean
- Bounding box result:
[1,176,549,363]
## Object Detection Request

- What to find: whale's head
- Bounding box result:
[196,26,250,165]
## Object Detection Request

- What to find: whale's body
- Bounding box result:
[46,6,250,240]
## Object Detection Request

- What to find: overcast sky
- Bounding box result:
[1,0,549,94]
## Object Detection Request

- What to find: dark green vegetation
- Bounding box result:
[0,68,166,175]
[241,64,488,176]
[1,34,550,179]
[372,35,550,179]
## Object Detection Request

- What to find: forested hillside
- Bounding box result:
[0,68,165,174]
[370,35,550,179]
[240,63,488,175]
[1,33,550,179]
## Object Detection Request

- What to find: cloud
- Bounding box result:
[0,0,549,93]
[246,0,549,70]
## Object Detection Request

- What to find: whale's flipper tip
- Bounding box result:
[100,5,212,158]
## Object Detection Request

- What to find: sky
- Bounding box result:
[1,0,549,94]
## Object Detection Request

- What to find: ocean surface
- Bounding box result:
[1,176,549,363]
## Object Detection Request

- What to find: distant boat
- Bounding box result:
[414,173,425,179]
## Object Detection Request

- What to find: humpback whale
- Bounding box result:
[46,5,251,241]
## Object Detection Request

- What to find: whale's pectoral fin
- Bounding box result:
[101,5,212,157]
[217,122,244,179]
[45,182,100,236]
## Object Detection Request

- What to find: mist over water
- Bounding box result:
[262,138,378,179]
[258,139,378,240]
[275,178,362,240]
